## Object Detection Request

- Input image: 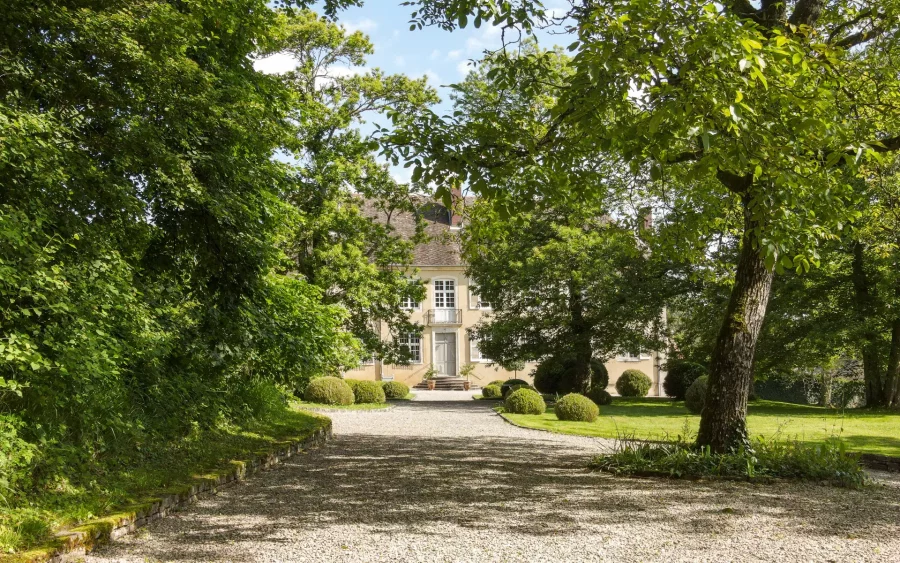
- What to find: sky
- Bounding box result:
[254,1,569,183]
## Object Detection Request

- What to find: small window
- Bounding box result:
[470,338,491,363]
[398,333,422,363]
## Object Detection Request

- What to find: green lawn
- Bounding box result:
[501,399,900,457]
[0,407,329,556]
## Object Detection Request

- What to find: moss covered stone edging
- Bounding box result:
[5,418,332,563]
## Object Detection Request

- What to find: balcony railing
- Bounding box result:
[426,308,462,326]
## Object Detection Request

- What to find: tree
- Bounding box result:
[463,197,669,393]
[267,11,438,363]
[395,0,900,450]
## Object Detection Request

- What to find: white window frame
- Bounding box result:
[433,278,457,309]
[469,336,492,363]
[398,333,423,364]
[400,295,421,310]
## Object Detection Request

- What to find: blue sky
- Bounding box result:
[255,2,568,182]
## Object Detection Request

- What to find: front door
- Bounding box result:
[433,332,457,377]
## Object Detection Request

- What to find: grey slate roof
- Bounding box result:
[360,196,467,267]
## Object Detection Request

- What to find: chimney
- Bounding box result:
[450,187,463,227]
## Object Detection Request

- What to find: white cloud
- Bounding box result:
[457,60,474,76]
[344,18,377,34]
[446,49,463,60]
[253,53,299,75]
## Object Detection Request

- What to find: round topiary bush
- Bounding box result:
[381,381,410,400]
[481,384,502,399]
[663,361,707,400]
[500,378,530,397]
[685,376,709,414]
[532,356,609,394]
[554,393,600,422]
[353,380,386,404]
[304,376,354,405]
[504,388,546,415]
[588,387,613,406]
[615,369,652,397]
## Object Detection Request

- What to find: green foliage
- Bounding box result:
[504,388,546,415]
[554,393,600,422]
[352,380,386,404]
[664,362,708,400]
[588,388,613,406]
[500,379,531,397]
[685,376,709,414]
[532,356,609,394]
[616,370,652,398]
[304,377,355,406]
[481,384,502,399]
[590,437,869,489]
[381,381,410,400]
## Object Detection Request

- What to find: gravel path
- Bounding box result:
[88,393,900,562]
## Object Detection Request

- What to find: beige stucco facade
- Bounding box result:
[344,264,666,395]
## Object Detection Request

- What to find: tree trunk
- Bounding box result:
[568,278,592,394]
[885,317,900,407]
[850,242,885,407]
[696,204,774,453]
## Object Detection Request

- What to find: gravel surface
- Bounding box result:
[88,392,900,562]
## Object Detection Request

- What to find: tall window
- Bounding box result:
[470,337,491,363]
[398,333,422,363]
[434,279,456,308]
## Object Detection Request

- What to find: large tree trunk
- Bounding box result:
[697,204,774,453]
[568,279,593,394]
[885,317,900,407]
[850,242,885,407]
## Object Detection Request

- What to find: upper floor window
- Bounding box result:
[434,279,456,309]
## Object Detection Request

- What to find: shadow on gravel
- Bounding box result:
[109,432,900,561]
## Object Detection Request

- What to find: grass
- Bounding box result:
[501,398,900,457]
[0,407,329,556]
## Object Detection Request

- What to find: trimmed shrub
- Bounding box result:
[532,356,609,394]
[353,380,386,404]
[663,361,707,400]
[381,381,410,400]
[685,376,709,414]
[500,378,530,397]
[554,393,600,422]
[588,387,613,406]
[504,388,546,415]
[615,369,652,397]
[304,377,354,405]
[482,384,502,399]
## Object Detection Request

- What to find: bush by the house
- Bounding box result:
[501,378,530,397]
[504,388,547,415]
[532,356,609,394]
[615,369,652,397]
[304,377,355,405]
[685,376,709,414]
[589,436,868,488]
[353,380,386,404]
[482,384,503,399]
[588,387,613,406]
[554,393,600,422]
[663,361,707,400]
[381,381,410,399]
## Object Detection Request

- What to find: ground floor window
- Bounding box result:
[398,333,422,363]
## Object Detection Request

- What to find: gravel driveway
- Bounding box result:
[88,392,900,562]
